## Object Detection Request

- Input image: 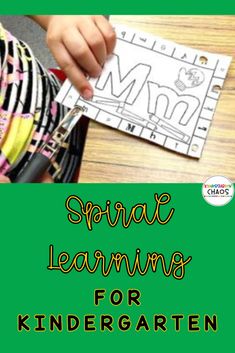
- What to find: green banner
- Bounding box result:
[0,0,235,14]
[1,184,234,351]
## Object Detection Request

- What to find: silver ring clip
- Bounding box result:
[40,105,85,158]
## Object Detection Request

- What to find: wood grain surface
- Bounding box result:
[79,16,235,182]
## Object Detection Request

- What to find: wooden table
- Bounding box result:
[79,16,235,182]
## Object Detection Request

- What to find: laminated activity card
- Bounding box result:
[56,24,232,158]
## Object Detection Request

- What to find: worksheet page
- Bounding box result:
[56,24,232,158]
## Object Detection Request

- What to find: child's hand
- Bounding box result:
[32,16,116,99]
[0,175,11,183]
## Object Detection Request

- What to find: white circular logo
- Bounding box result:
[202,176,234,206]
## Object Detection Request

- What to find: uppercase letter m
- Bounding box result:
[95,54,151,105]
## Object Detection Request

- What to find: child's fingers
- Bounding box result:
[49,41,93,99]
[94,16,116,56]
[63,27,102,77]
[0,174,11,183]
[78,19,107,66]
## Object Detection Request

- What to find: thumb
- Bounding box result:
[0,174,11,183]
